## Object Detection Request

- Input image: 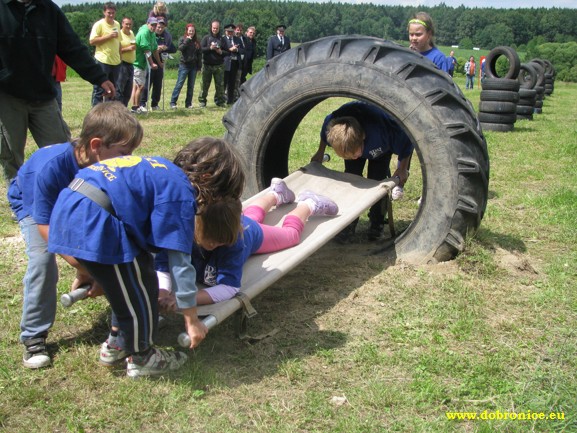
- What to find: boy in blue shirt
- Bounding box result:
[8,102,143,369]
[312,101,413,243]
[48,137,245,378]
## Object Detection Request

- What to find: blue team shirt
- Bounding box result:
[7,143,79,224]
[320,102,414,161]
[192,215,264,288]
[421,46,451,73]
[48,155,197,265]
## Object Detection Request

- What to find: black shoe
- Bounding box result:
[367,222,385,241]
[23,337,51,369]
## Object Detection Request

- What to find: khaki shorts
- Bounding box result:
[133,67,147,86]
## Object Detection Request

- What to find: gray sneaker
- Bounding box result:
[99,340,128,367]
[23,337,51,369]
[297,191,339,216]
[270,178,295,205]
[126,348,188,378]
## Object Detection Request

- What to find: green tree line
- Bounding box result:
[62,1,577,81]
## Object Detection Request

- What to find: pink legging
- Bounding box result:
[244,205,305,254]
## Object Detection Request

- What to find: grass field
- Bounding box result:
[0,71,575,432]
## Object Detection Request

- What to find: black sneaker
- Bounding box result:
[23,337,51,369]
[367,222,385,241]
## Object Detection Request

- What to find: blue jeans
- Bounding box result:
[466,74,475,89]
[19,216,58,341]
[171,63,197,107]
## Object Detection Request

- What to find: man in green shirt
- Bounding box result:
[130,17,161,113]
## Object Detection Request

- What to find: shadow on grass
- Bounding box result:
[475,226,527,252]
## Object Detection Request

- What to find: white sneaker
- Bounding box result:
[99,340,128,367]
[136,106,147,114]
[391,186,404,201]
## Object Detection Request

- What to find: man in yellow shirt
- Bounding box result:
[116,17,136,106]
[89,2,121,106]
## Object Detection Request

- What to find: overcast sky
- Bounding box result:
[353,0,576,7]
[55,0,576,8]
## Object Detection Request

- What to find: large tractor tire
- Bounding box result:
[223,36,489,264]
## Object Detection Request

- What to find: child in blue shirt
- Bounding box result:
[311,101,413,242]
[7,102,143,370]
[48,137,245,378]
[157,178,338,308]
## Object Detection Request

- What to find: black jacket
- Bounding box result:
[178,36,202,69]
[0,0,107,101]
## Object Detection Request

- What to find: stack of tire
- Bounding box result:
[542,59,556,96]
[479,46,520,132]
[516,62,538,121]
[528,59,547,114]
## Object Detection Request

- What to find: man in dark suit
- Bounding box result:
[241,26,257,84]
[222,23,243,104]
[266,24,291,60]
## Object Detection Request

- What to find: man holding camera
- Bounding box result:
[198,20,226,108]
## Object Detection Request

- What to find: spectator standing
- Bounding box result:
[52,56,67,112]
[170,24,202,109]
[89,2,122,106]
[222,23,243,105]
[398,11,448,202]
[198,20,226,108]
[233,23,248,99]
[447,50,457,77]
[0,0,115,184]
[241,26,257,84]
[464,56,476,89]
[266,24,291,60]
[407,12,449,73]
[116,17,136,106]
[141,17,176,111]
[149,1,168,23]
[130,17,160,114]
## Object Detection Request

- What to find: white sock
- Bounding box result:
[272,191,282,206]
[301,198,316,214]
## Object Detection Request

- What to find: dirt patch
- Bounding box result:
[494,247,539,277]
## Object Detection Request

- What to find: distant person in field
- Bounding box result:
[89,2,122,106]
[170,23,202,109]
[116,17,137,107]
[447,50,457,77]
[266,24,291,60]
[465,56,476,89]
